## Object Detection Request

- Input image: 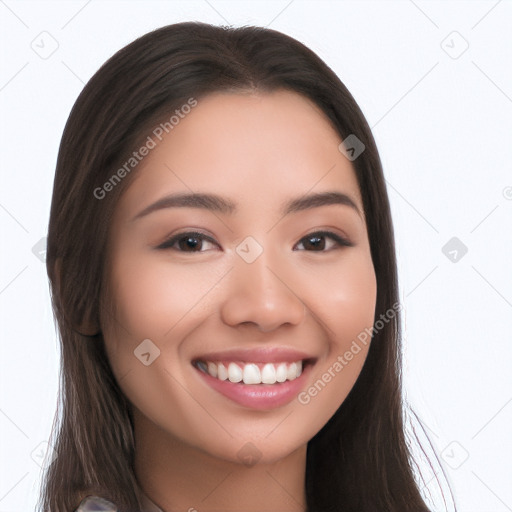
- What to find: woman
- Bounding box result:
[40,21,448,512]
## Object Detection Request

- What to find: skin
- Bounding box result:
[99,90,377,512]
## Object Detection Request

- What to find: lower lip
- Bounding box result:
[193,362,313,410]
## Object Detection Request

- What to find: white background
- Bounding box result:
[1,1,511,511]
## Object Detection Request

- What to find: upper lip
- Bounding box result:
[192,347,317,364]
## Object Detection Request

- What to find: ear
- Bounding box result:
[54,257,101,336]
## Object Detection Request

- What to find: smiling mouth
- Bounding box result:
[192,358,316,385]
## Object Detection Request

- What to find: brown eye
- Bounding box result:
[157,232,218,252]
[294,231,353,252]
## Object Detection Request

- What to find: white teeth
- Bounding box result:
[275,363,287,382]
[198,360,304,384]
[261,363,276,384]
[207,361,217,378]
[217,363,228,381]
[242,363,261,384]
[287,362,298,381]
[228,362,243,383]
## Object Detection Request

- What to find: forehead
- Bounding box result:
[116,90,362,219]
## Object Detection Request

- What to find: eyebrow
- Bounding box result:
[131,190,362,222]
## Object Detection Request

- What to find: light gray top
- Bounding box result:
[75,484,164,512]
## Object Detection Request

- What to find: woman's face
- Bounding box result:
[102,89,377,465]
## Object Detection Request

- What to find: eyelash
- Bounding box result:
[156,230,353,253]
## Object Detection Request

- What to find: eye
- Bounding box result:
[156,231,219,252]
[294,231,353,252]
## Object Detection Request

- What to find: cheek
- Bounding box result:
[101,252,228,376]
[305,249,377,340]
[107,253,228,336]
[100,254,231,439]
[295,250,376,421]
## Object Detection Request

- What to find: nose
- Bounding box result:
[220,250,306,333]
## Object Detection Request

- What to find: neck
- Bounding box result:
[133,409,308,512]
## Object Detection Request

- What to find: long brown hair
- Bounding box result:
[41,21,447,511]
